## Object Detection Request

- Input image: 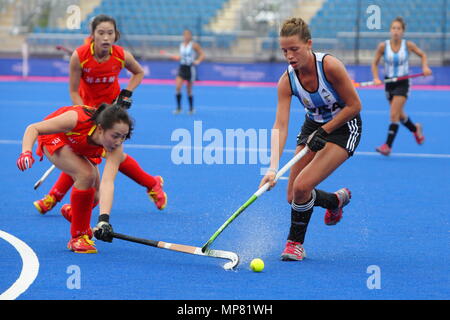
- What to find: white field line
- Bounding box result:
[0,230,39,300]
[2,140,450,159]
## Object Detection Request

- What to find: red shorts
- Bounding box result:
[37,135,104,165]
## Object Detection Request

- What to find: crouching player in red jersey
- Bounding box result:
[18,104,132,253]
[33,15,167,214]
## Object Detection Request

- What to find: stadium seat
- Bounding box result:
[30,0,236,49]
[306,0,447,52]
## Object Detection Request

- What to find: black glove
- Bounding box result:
[93,214,114,242]
[116,89,133,109]
[306,127,329,152]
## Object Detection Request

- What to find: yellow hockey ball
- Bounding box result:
[250,258,264,272]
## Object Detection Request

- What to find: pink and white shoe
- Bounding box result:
[413,123,425,145]
[324,188,351,226]
[280,240,306,261]
[376,143,391,156]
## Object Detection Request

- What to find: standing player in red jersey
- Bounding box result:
[18,103,133,253]
[33,14,167,215]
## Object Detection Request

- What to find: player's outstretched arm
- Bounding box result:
[96,145,124,223]
[68,51,84,105]
[321,55,362,134]
[371,42,385,85]
[124,50,145,92]
[18,111,77,171]
[407,41,432,76]
[259,72,292,190]
[193,42,205,65]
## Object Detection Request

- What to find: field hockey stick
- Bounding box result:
[159,49,179,60]
[55,45,73,55]
[354,73,425,87]
[112,232,240,270]
[201,146,310,253]
[33,165,56,190]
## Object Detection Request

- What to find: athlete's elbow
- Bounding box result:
[131,70,145,82]
[24,124,40,140]
[274,120,288,134]
[346,102,361,116]
[137,68,145,77]
[353,102,362,114]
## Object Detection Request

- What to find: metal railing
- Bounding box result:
[336,31,450,65]
[2,0,449,65]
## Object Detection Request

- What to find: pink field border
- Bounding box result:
[1,75,449,90]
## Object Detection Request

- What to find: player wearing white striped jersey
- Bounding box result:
[384,39,409,79]
[372,17,432,156]
[173,29,205,115]
[259,18,362,261]
[287,52,345,123]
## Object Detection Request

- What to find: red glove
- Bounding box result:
[17,151,35,171]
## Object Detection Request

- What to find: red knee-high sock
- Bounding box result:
[63,197,98,223]
[49,172,74,202]
[70,187,95,238]
[119,155,157,190]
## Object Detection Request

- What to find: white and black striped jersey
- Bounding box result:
[179,41,196,66]
[384,39,409,78]
[287,52,345,123]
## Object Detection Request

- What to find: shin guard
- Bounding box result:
[288,192,316,244]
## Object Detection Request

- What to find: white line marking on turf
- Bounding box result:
[123,145,450,158]
[1,139,450,159]
[136,104,450,117]
[8,100,450,117]
[0,230,39,300]
[353,151,450,159]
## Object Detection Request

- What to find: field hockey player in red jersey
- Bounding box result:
[18,103,132,253]
[33,14,167,214]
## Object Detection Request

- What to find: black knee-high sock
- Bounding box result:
[314,189,339,209]
[288,193,316,244]
[386,123,399,147]
[176,93,182,110]
[188,95,193,110]
[401,116,417,132]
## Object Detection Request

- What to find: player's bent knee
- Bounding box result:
[390,114,401,123]
[292,184,313,203]
[287,192,294,205]
[73,168,97,188]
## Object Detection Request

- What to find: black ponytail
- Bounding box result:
[89,103,134,139]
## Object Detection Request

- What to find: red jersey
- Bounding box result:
[37,105,105,162]
[76,42,125,108]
